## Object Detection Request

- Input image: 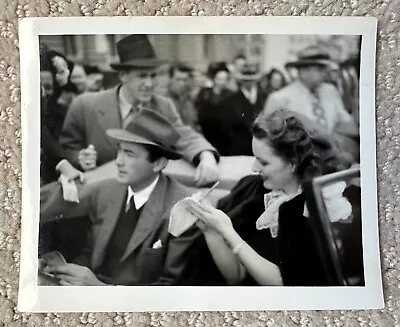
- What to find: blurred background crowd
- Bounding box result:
[39,34,361,184]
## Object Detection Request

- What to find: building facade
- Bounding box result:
[39,34,260,72]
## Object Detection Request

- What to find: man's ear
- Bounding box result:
[153,157,168,172]
[119,70,127,83]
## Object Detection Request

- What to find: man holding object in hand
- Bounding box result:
[60,35,220,187]
[41,109,200,286]
[78,144,97,171]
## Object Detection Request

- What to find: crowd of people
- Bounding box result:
[39,34,362,287]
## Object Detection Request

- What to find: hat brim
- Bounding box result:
[286,59,338,70]
[106,129,181,160]
[236,72,262,81]
[110,59,166,70]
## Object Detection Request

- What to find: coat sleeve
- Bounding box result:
[59,95,87,168]
[40,180,97,223]
[152,225,201,285]
[263,92,282,117]
[160,97,219,164]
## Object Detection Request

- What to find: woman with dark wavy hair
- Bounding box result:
[187,109,350,286]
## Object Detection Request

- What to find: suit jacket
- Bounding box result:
[40,174,201,285]
[166,91,200,131]
[218,88,268,156]
[59,86,218,168]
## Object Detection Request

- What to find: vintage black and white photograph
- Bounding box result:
[18,16,382,312]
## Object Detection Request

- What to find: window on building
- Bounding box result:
[63,36,78,56]
[203,34,211,58]
[106,35,117,56]
[62,35,84,61]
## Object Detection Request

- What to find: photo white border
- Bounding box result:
[18,16,382,312]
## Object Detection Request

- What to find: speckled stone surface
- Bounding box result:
[0,0,399,326]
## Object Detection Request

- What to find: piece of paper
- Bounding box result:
[168,197,199,237]
[59,175,79,203]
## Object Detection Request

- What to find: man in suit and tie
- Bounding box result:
[263,46,359,162]
[41,109,200,286]
[60,34,219,187]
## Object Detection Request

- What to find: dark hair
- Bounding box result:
[233,54,246,62]
[207,62,230,80]
[266,68,287,86]
[84,65,101,75]
[252,110,351,184]
[169,63,193,78]
[142,144,169,163]
[40,46,78,97]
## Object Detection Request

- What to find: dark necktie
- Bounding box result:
[311,88,328,128]
[107,195,137,263]
[97,194,141,282]
[123,103,143,129]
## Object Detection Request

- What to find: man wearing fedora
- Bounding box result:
[59,34,219,187]
[217,61,268,156]
[40,109,200,286]
[263,45,359,161]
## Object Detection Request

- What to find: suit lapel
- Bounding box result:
[92,183,127,269]
[97,86,122,150]
[234,91,252,119]
[120,174,168,263]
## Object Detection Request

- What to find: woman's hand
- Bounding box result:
[188,200,234,237]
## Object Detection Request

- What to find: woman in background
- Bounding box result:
[46,51,78,142]
[40,44,80,183]
[188,109,351,286]
[259,68,287,99]
[195,62,233,154]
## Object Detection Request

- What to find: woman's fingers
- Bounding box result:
[187,205,211,227]
[59,280,74,286]
[56,273,76,285]
[189,200,213,214]
[195,220,208,231]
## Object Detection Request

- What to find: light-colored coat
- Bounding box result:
[263,80,355,134]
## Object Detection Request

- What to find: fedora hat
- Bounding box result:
[236,62,262,81]
[106,109,181,160]
[110,35,164,70]
[286,45,338,70]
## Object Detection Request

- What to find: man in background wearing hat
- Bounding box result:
[40,109,200,286]
[217,61,268,156]
[263,46,359,161]
[59,35,219,187]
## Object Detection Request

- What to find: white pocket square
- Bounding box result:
[152,239,163,249]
